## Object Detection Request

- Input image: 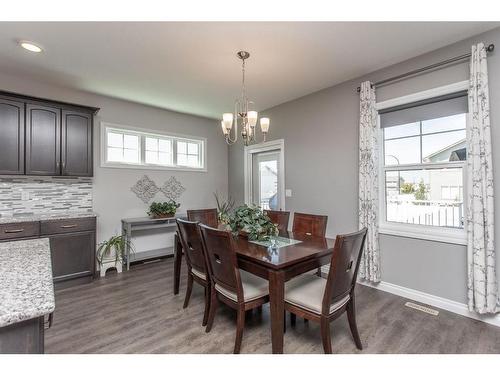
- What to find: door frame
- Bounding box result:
[244,139,285,210]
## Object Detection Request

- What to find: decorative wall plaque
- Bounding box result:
[160,176,186,201]
[131,175,160,203]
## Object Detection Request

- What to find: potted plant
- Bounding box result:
[96,235,134,276]
[228,204,278,241]
[148,200,180,218]
[214,191,234,226]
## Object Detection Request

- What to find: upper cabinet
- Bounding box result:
[0,91,98,177]
[62,110,93,176]
[26,104,61,175]
[0,97,25,175]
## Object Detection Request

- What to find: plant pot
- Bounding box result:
[151,213,175,219]
[238,230,249,238]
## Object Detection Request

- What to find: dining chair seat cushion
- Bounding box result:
[285,274,350,314]
[215,270,269,302]
[191,267,206,281]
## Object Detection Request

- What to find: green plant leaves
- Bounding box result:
[228,205,278,241]
[147,200,180,216]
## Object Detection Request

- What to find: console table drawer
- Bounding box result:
[41,217,96,235]
[0,222,40,240]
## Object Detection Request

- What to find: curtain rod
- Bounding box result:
[356,43,495,93]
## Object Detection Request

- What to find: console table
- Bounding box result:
[121,215,186,272]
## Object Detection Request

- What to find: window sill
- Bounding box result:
[379,222,467,245]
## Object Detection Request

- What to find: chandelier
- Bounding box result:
[221,51,270,146]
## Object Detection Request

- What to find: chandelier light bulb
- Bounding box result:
[222,113,233,130]
[247,111,258,127]
[260,117,270,133]
[221,121,229,135]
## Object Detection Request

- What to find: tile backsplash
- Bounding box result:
[0,176,93,216]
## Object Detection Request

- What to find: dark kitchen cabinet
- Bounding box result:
[25,103,61,175]
[0,91,98,177]
[0,97,25,174]
[42,217,96,286]
[62,110,93,176]
[0,217,97,288]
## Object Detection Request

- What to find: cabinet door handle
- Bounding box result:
[4,228,25,233]
[60,224,77,229]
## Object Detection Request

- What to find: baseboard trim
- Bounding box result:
[357,280,500,328]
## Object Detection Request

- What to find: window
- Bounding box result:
[102,124,206,171]
[379,90,468,242]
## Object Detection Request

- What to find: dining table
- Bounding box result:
[173,231,336,354]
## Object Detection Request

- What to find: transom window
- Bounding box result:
[102,125,206,171]
[380,93,467,231]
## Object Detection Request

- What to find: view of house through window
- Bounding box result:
[383,112,466,229]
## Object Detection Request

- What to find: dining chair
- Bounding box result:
[292,212,328,237]
[187,208,218,228]
[283,228,367,353]
[292,212,328,279]
[264,209,290,232]
[176,218,211,326]
[199,223,269,354]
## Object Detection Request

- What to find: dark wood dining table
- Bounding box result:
[173,231,336,354]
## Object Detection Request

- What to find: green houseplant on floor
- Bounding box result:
[97,235,134,277]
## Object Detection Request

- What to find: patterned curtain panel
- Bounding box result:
[358,81,380,283]
[467,42,499,314]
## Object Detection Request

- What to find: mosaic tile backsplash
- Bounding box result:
[0,176,93,216]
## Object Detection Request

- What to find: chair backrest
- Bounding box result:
[187,208,218,228]
[292,212,328,237]
[322,228,368,314]
[176,218,207,274]
[264,210,290,232]
[199,223,243,301]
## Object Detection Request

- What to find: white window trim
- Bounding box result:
[244,139,286,210]
[100,122,207,172]
[376,82,468,246]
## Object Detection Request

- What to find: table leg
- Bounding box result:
[173,232,183,295]
[268,270,285,354]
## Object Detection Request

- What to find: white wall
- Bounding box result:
[0,71,228,249]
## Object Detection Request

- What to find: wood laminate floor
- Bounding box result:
[45,258,500,354]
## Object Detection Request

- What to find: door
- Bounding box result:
[61,110,93,176]
[25,104,61,175]
[251,151,281,210]
[0,97,24,174]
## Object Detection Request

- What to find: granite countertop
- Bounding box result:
[0,238,55,328]
[0,211,97,224]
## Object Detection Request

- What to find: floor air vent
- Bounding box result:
[404,302,439,316]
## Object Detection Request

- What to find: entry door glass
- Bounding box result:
[252,151,280,210]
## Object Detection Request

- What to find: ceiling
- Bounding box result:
[0,22,498,119]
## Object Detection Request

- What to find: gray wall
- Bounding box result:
[229,26,500,304]
[0,71,229,249]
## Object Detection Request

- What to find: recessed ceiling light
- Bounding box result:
[19,41,43,53]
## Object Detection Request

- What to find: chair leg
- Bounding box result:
[347,299,363,350]
[234,306,246,354]
[183,272,193,309]
[290,312,296,327]
[202,284,210,326]
[205,288,218,333]
[320,318,332,354]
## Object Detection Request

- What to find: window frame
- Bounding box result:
[376,81,469,245]
[101,122,207,172]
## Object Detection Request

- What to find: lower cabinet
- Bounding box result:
[48,231,95,283]
[0,217,96,288]
[42,217,96,287]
